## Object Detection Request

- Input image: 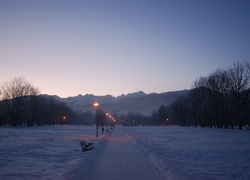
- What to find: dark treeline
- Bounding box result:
[0,77,94,126]
[0,95,95,126]
[1,61,249,129]
[120,61,250,130]
[188,61,250,129]
[120,104,171,126]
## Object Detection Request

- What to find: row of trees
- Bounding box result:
[119,104,170,126]
[189,61,250,129]
[0,77,39,126]
[117,61,250,130]
[1,61,249,129]
[0,77,128,127]
[0,77,94,126]
[0,76,171,127]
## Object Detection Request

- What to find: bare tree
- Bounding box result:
[157,104,169,125]
[190,76,210,127]
[1,77,39,126]
[169,96,190,126]
[206,69,231,128]
[228,62,250,129]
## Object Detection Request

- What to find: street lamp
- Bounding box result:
[105,113,110,132]
[93,102,99,138]
[166,118,169,126]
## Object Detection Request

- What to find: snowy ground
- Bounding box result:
[0,125,249,180]
[0,125,104,180]
[124,126,250,180]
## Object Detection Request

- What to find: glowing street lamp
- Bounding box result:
[93,102,99,138]
[93,102,99,107]
[105,113,110,132]
[165,118,169,126]
[105,113,116,128]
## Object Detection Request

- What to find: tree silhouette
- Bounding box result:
[1,77,39,126]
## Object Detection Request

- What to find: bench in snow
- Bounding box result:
[80,141,93,152]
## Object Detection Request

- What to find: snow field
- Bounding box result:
[0,125,249,180]
[0,125,105,180]
[124,126,250,180]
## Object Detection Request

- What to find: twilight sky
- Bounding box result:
[1,0,250,98]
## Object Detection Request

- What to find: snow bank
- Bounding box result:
[124,125,250,180]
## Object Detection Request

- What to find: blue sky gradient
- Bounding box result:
[1,0,250,97]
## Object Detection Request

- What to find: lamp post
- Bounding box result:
[93,102,99,138]
[106,113,110,132]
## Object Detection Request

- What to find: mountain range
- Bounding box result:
[51,90,190,115]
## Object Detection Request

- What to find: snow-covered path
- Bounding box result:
[66,125,163,180]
